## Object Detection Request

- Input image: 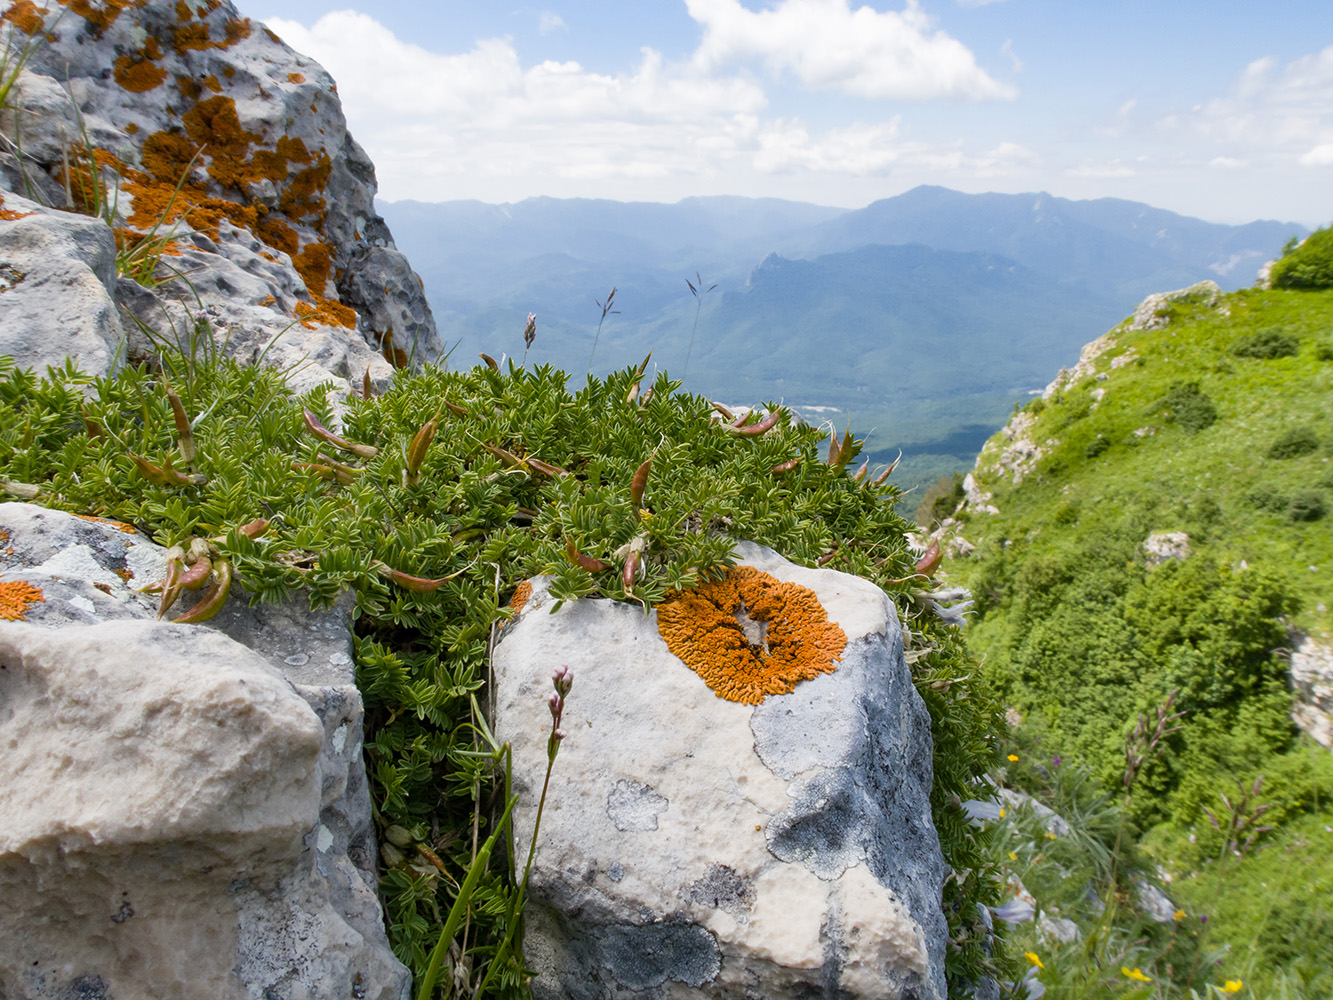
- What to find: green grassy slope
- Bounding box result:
[943,285,1333,997]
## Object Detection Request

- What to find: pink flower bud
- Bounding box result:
[552,664,573,697]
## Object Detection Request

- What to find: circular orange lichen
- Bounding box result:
[656,566,847,705]
[0,580,45,622]
[114,53,168,92]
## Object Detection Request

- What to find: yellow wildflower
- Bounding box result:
[1008,851,1018,861]
[1024,951,1044,970]
[1008,754,1020,762]
[999,807,1007,818]
[1221,980,1243,994]
[1121,967,1152,983]
[1173,909,1185,921]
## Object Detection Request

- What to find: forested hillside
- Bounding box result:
[936,239,1333,996]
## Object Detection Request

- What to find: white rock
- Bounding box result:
[1290,633,1333,749]
[0,503,409,1000]
[0,194,125,378]
[1144,531,1191,566]
[493,542,947,999]
[1128,280,1223,331]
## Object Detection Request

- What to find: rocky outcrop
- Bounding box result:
[1290,633,1333,749]
[491,542,946,1000]
[1128,280,1223,331]
[0,0,440,393]
[0,502,409,1000]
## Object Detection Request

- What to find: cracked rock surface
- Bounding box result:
[0,503,409,1000]
[492,541,946,1000]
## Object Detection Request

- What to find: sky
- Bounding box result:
[252,1,1333,226]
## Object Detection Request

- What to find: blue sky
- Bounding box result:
[254,1,1333,226]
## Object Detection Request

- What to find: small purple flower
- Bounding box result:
[1200,914,1209,924]
[1052,756,1062,768]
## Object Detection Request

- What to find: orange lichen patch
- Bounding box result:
[251,135,313,184]
[170,14,251,54]
[257,293,276,307]
[262,26,282,44]
[124,122,140,134]
[60,0,146,34]
[182,96,261,188]
[287,72,305,84]
[173,0,191,18]
[294,296,357,330]
[0,580,45,621]
[279,154,331,223]
[3,1,46,34]
[221,64,234,79]
[498,580,533,629]
[256,215,298,256]
[0,195,34,221]
[75,514,139,533]
[202,74,221,92]
[656,566,847,705]
[293,240,332,294]
[114,52,168,92]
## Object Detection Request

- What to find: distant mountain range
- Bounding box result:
[378,186,1304,496]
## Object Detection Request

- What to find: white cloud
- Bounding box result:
[685,0,1017,101]
[1160,46,1333,158]
[1066,161,1136,179]
[956,0,1006,7]
[537,11,566,35]
[263,10,1023,203]
[1301,143,1333,166]
[1000,38,1021,74]
[1210,156,1247,169]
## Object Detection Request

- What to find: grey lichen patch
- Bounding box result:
[596,921,721,991]
[685,863,755,916]
[605,779,668,833]
[765,768,867,880]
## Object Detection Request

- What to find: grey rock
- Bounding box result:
[492,542,946,1000]
[0,503,409,1000]
[0,194,125,377]
[1129,280,1224,331]
[1290,632,1333,749]
[0,0,438,390]
[1144,531,1191,566]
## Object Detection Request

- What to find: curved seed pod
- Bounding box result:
[853,459,869,482]
[415,843,448,874]
[634,350,653,380]
[406,412,439,483]
[375,562,468,592]
[728,408,784,437]
[479,353,499,371]
[238,518,270,539]
[481,441,525,469]
[156,545,186,619]
[817,545,839,566]
[362,366,374,400]
[178,553,213,591]
[301,408,379,459]
[526,456,567,477]
[622,550,641,596]
[172,559,232,624]
[166,387,195,467]
[630,457,651,515]
[129,451,202,487]
[566,540,610,573]
[712,402,735,421]
[872,450,903,485]
[81,408,103,440]
[771,457,801,473]
[315,453,363,485]
[640,386,654,407]
[626,381,640,405]
[291,461,336,481]
[915,541,942,578]
[444,401,470,417]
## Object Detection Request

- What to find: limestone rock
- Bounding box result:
[0,0,438,390]
[1290,633,1333,749]
[0,503,409,1000]
[492,542,946,1000]
[0,192,125,378]
[1128,280,1223,331]
[1144,531,1191,566]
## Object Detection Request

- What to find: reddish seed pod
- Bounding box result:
[915,542,942,578]
[375,562,465,591]
[301,408,379,459]
[566,540,610,573]
[853,459,869,482]
[771,457,801,473]
[177,554,213,591]
[238,518,270,539]
[630,457,652,514]
[623,550,641,595]
[712,402,735,421]
[817,547,839,566]
[444,401,469,417]
[406,413,439,482]
[479,353,499,371]
[166,388,195,467]
[172,559,232,624]
[872,451,902,485]
[729,408,783,436]
[526,457,568,477]
[481,441,525,468]
[362,366,374,400]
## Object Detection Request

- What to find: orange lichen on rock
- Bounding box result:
[60,0,146,34]
[3,1,47,34]
[75,514,139,533]
[656,566,847,705]
[0,580,45,621]
[499,580,533,628]
[0,194,34,221]
[114,51,168,92]
[287,72,305,84]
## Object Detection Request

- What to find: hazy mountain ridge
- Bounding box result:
[379,187,1304,496]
